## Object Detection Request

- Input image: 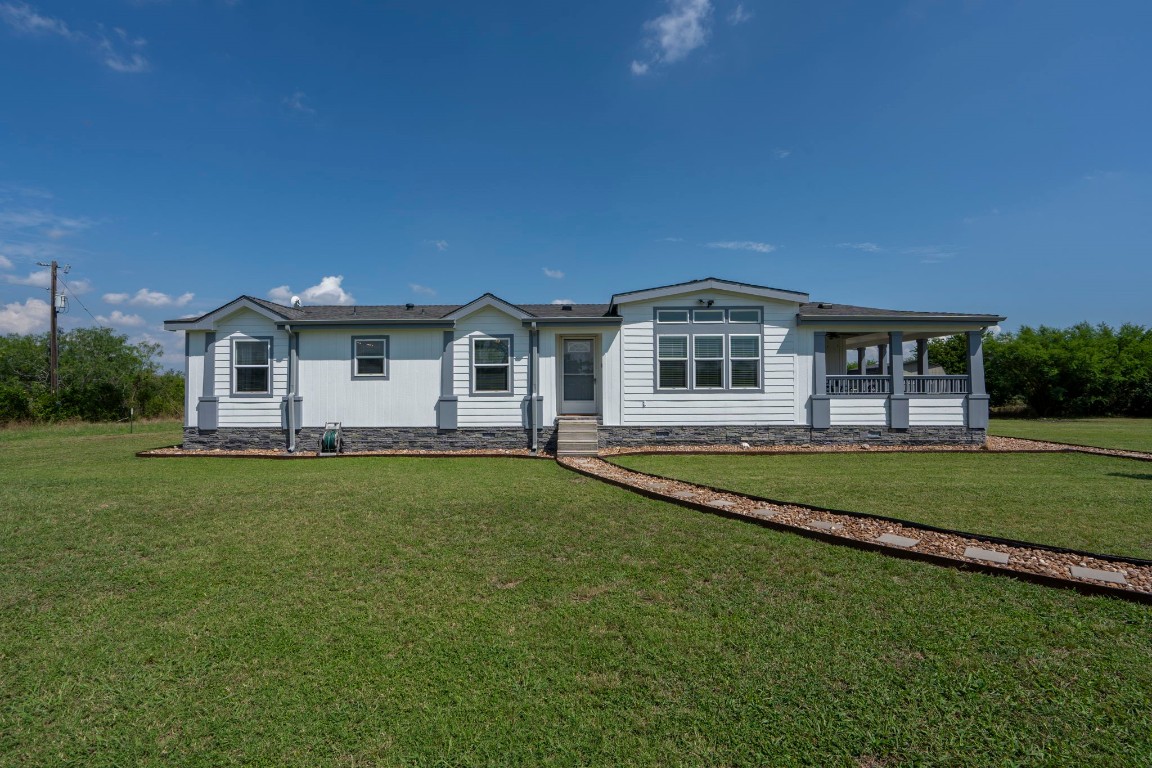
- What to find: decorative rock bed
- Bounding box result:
[557,456,1152,602]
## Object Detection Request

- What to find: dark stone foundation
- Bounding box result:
[183,424,983,452]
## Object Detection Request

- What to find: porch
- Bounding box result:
[811,330,990,431]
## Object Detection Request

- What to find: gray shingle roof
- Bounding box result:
[240,295,615,321]
[798,302,1004,322]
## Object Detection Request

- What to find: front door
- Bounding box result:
[560,337,598,415]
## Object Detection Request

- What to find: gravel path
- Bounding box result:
[558,456,1152,598]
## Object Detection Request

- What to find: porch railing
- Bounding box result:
[903,375,969,395]
[826,375,891,395]
[826,375,970,395]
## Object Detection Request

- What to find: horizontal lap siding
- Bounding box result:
[830,397,887,426]
[299,329,440,427]
[454,308,529,428]
[619,293,801,426]
[213,309,288,428]
[909,397,966,426]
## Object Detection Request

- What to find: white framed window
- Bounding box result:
[693,335,725,388]
[728,308,761,324]
[656,309,689,323]
[472,336,511,393]
[353,337,388,378]
[657,335,688,389]
[729,335,761,388]
[233,338,271,394]
[692,309,725,323]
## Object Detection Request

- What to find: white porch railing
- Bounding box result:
[826,375,891,395]
[903,375,969,395]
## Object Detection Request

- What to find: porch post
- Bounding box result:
[812,332,830,429]
[916,338,928,375]
[856,347,866,375]
[878,343,888,375]
[196,331,218,430]
[437,330,458,429]
[966,331,989,429]
[889,331,908,429]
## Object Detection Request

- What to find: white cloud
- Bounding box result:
[903,246,956,264]
[727,3,753,24]
[3,268,89,293]
[0,3,150,73]
[410,283,436,296]
[838,242,884,253]
[542,267,565,279]
[632,0,713,75]
[658,236,685,242]
[774,148,791,159]
[0,297,49,334]
[95,310,145,327]
[706,240,776,253]
[0,209,93,235]
[283,91,315,115]
[429,240,449,251]
[268,276,354,306]
[550,298,575,305]
[0,254,11,269]
[103,288,194,307]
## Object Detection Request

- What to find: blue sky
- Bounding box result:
[1,0,1149,362]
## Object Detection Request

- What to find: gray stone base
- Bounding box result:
[598,424,985,448]
[182,426,558,453]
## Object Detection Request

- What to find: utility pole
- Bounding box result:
[36,260,68,394]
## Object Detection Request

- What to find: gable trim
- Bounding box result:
[610,277,809,306]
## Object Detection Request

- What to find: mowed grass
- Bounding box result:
[613,452,1152,560]
[990,417,1152,452]
[1,425,1151,766]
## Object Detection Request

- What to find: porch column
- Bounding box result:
[877,343,888,375]
[528,328,543,444]
[436,330,458,429]
[916,338,928,375]
[966,331,989,429]
[812,332,830,429]
[856,347,866,375]
[196,331,219,430]
[889,331,908,429]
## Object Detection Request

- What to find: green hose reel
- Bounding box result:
[318,422,342,456]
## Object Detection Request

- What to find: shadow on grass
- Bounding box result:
[1107,472,1152,481]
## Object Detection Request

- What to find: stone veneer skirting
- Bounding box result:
[182,426,559,453]
[182,424,983,452]
[598,425,986,448]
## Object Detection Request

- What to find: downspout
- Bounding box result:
[530,321,539,453]
[285,324,297,452]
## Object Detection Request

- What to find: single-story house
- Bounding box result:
[164,277,1004,454]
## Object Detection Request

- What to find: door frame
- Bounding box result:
[557,335,601,416]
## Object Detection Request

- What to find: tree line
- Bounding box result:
[0,328,183,424]
[929,323,1152,417]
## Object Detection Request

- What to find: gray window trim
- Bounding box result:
[351,335,390,380]
[470,333,514,396]
[656,333,689,390]
[651,306,765,393]
[692,308,726,324]
[230,335,274,397]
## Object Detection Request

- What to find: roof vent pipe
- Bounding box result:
[405,303,415,310]
[561,304,572,311]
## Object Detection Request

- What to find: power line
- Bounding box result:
[58,275,104,327]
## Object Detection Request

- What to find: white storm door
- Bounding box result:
[560,338,598,415]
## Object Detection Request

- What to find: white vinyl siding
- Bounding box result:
[453,308,529,427]
[619,292,800,426]
[909,397,967,426]
[830,396,888,426]
[211,309,288,427]
[299,329,440,427]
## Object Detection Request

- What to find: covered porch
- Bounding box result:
[798,303,1004,433]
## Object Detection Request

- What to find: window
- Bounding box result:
[656,309,689,323]
[730,335,761,388]
[657,335,688,389]
[692,309,725,323]
[694,335,724,388]
[728,308,761,324]
[473,337,511,393]
[353,337,388,377]
[233,338,270,394]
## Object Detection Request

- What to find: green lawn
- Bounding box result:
[612,452,1152,560]
[990,417,1152,452]
[2,424,1152,766]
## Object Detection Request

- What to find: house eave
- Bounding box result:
[521,317,623,327]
